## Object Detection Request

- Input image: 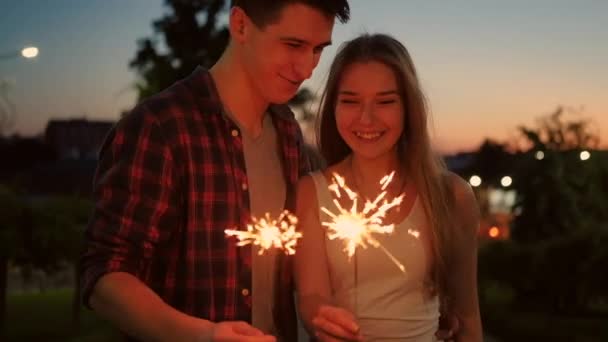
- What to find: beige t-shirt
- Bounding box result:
[229,112,286,334]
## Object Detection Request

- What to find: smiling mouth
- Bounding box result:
[354,131,385,140]
[279,75,301,86]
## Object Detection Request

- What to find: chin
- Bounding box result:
[270,91,297,105]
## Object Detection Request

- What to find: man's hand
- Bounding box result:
[435,312,460,342]
[311,305,364,342]
[209,321,276,342]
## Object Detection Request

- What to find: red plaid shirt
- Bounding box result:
[80,67,309,340]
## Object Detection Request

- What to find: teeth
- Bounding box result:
[355,132,382,139]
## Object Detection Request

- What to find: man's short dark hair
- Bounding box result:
[231,0,350,28]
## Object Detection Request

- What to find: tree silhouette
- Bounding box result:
[511,107,604,243]
[466,139,514,186]
[130,0,230,100]
[479,107,608,313]
[129,0,319,125]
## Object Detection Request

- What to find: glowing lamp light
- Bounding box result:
[535,151,545,160]
[469,175,482,187]
[21,46,39,59]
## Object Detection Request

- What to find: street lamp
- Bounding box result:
[0,46,40,60]
[500,176,513,188]
[469,175,482,187]
[535,150,545,160]
[21,46,39,59]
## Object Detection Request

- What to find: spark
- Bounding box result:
[225,210,302,255]
[321,171,417,273]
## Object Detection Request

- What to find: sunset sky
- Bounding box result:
[1,0,606,153]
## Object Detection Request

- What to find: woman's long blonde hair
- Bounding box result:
[317,33,455,297]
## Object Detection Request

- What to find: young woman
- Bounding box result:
[295,33,482,341]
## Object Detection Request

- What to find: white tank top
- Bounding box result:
[311,171,440,341]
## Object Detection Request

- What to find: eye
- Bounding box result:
[339,98,358,104]
[377,99,397,105]
[286,42,302,49]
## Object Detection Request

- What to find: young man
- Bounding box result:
[79,1,349,341]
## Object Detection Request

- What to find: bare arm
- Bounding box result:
[294,175,362,341]
[294,176,333,331]
[446,173,483,342]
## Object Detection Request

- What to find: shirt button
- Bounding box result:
[241,288,250,296]
[241,182,248,191]
[231,129,239,137]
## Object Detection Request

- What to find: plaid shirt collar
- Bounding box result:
[182,66,298,132]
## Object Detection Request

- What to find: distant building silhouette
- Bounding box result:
[0,119,115,196]
[45,118,114,160]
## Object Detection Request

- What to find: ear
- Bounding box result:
[229,6,251,44]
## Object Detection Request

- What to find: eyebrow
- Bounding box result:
[338,90,399,96]
[280,37,332,49]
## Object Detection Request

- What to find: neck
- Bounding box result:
[209,49,268,136]
[349,151,404,195]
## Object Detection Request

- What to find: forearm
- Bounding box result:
[297,292,331,333]
[90,272,215,342]
[455,323,483,342]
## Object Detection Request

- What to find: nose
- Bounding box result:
[359,102,374,124]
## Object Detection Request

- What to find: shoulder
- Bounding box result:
[443,171,480,235]
[443,171,475,204]
[130,81,200,126]
[119,89,219,152]
[124,68,222,136]
[296,161,347,205]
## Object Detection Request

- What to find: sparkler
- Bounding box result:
[321,171,418,273]
[225,210,302,255]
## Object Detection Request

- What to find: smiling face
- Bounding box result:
[335,61,405,161]
[235,3,334,104]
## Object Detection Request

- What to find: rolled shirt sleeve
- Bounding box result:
[79,108,179,308]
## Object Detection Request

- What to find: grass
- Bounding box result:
[483,305,608,342]
[487,313,608,341]
[480,280,608,341]
[2,288,119,342]
[4,287,607,341]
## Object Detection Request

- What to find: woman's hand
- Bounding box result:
[311,304,364,342]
